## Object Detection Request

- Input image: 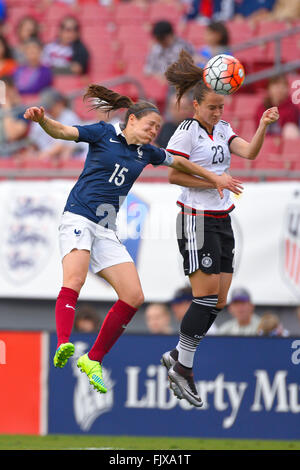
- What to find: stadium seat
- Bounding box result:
[44,4,79,25]
[257,21,288,37]
[252,154,289,170]
[20,94,40,106]
[230,155,251,169]
[282,138,300,163]
[113,3,148,25]
[281,35,300,63]
[53,76,86,94]
[260,135,282,157]
[231,95,262,120]
[236,119,256,141]
[148,2,183,26]
[184,23,206,48]
[80,4,114,25]
[226,20,256,45]
[116,24,151,46]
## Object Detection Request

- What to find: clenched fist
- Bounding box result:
[23,106,46,123]
[260,107,279,127]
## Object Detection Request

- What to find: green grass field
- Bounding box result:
[0,435,299,450]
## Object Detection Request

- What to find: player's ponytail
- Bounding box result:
[84,85,134,112]
[84,85,160,126]
[165,49,210,105]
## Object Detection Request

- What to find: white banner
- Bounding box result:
[0,180,299,305]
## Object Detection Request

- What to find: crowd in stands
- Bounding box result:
[143,285,297,336]
[0,0,297,174]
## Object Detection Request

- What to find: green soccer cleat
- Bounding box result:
[53,342,75,368]
[77,353,107,393]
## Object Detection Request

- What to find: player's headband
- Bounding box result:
[133,107,160,116]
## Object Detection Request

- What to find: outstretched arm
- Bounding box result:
[169,154,243,198]
[230,107,280,160]
[24,106,79,141]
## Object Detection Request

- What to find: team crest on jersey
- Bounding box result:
[217,131,226,141]
[282,194,300,299]
[201,254,213,268]
[71,342,115,431]
[1,194,56,284]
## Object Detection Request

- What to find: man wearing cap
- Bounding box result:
[218,288,261,335]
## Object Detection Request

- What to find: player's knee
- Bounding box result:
[122,291,144,309]
[64,275,85,292]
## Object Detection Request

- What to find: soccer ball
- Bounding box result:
[203,54,245,95]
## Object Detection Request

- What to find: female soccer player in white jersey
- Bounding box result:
[161,50,279,407]
[24,84,243,393]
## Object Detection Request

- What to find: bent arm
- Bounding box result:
[230,106,280,160]
[24,106,79,141]
[39,116,79,141]
[168,167,215,189]
[169,154,243,197]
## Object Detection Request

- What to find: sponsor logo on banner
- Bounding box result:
[124,366,300,429]
[69,361,300,432]
[2,196,56,284]
[282,199,300,298]
[71,342,115,431]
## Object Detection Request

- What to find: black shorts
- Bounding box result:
[176,210,235,275]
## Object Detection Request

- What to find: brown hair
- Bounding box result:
[165,49,211,106]
[84,84,160,126]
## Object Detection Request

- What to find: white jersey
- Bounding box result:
[166,118,237,213]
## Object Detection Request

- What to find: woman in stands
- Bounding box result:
[24,84,243,393]
[160,50,279,407]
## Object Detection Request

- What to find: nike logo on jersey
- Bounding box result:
[65,304,75,310]
[110,138,120,143]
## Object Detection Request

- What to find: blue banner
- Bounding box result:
[48,334,300,439]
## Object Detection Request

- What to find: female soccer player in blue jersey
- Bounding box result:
[160,50,279,407]
[24,84,243,393]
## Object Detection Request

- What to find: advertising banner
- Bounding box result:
[0,180,299,305]
[0,331,47,435]
[48,333,300,440]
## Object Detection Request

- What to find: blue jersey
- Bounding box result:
[64,121,169,229]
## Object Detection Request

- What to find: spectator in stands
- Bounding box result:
[42,16,90,75]
[144,20,194,82]
[195,21,231,68]
[170,286,193,323]
[183,0,234,23]
[13,39,53,95]
[0,35,17,78]
[74,304,102,333]
[257,312,289,337]
[218,287,261,335]
[14,16,41,65]
[0,75,29,157]
[156,93,193,148]
[28,88,87,161]
[269,0,300,21]
[234,0,276,23]
[255,75,300,139]
[145,303,173,334]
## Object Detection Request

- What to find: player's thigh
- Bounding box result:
[217,272,233,309]
[62,249,91,292]
[97,262,144,308]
